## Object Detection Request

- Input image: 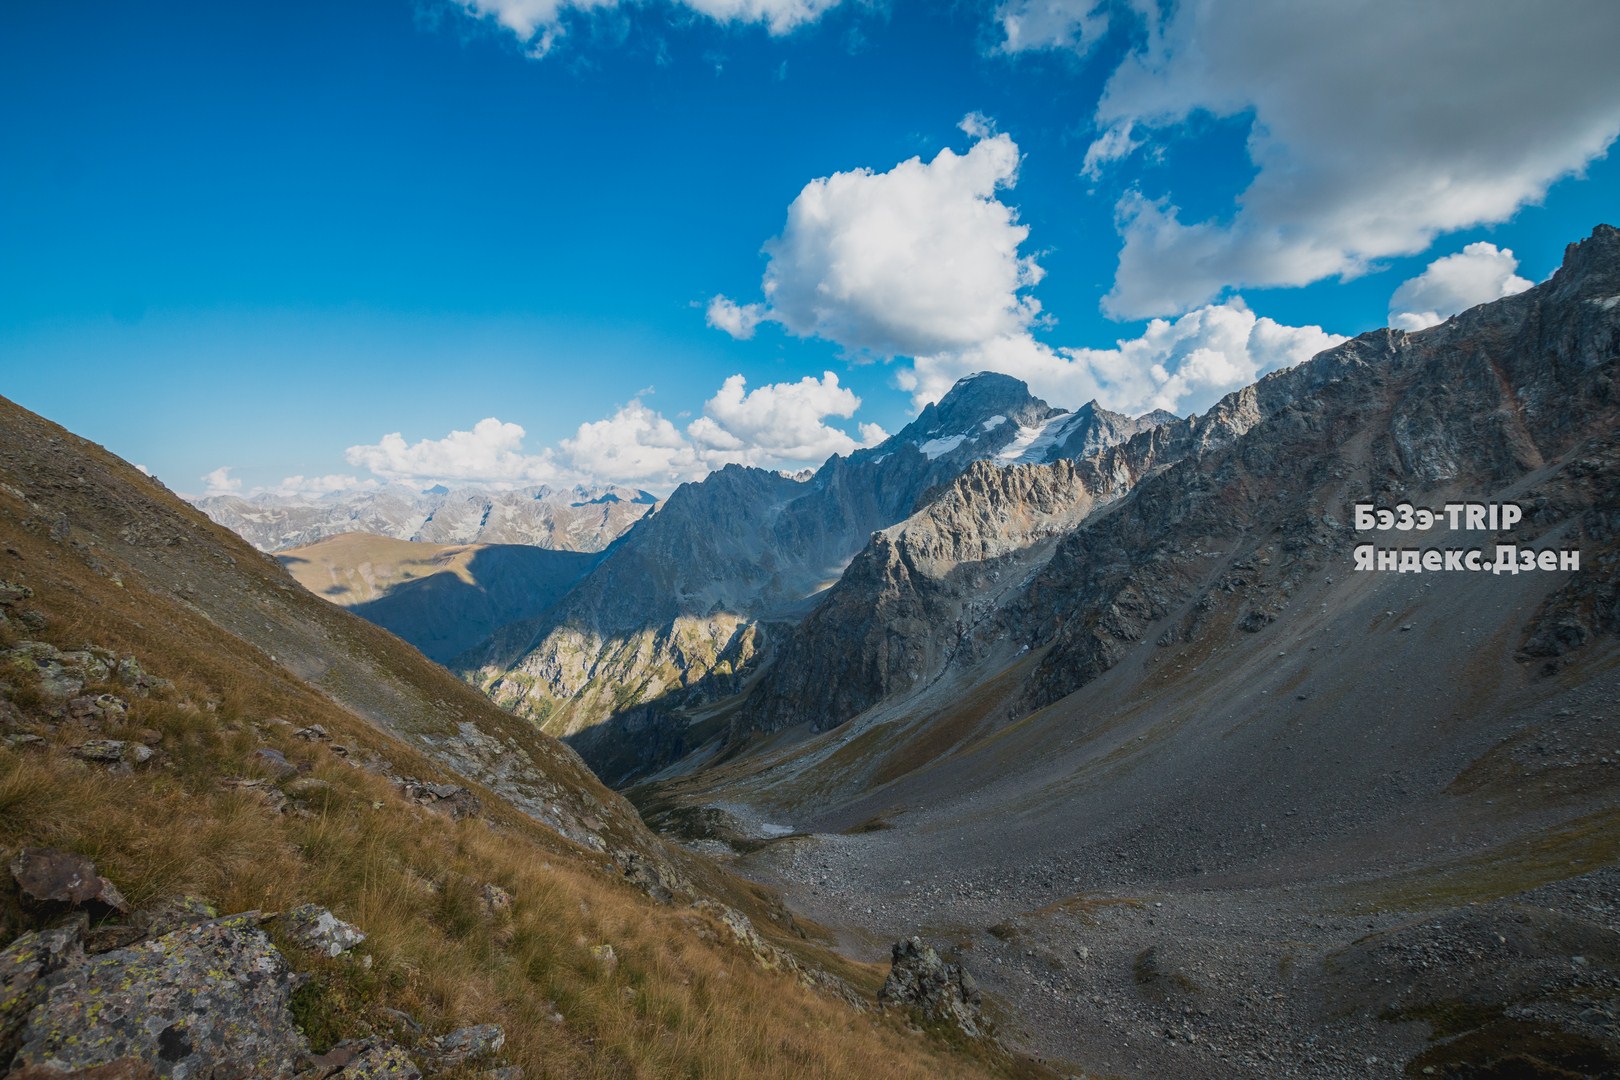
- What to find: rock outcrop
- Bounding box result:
[10,849,130,920]
[879,937,987,1039]
[8,913,306,1078]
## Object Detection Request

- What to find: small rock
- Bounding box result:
[480,883,514,916]
[10,847,130,917]
[590,944,617,972]
[253,748,298,778]
[428,1023,505,1066]
[396,779,480,820]
[379,1007,422,1034]
[284,777,334,801]
[278,904,366,958]
[72,740,151,767]
[67,694,128,725]
[343,1042,423,1078]
[0,580,34,606]
[294,724,330,742]
[304,1037,421,1079]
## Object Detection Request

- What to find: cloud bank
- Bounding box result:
[899,300,1343,416]
[718,118,1344,417]
[1018,0,1620,318]
[318,372,884,493]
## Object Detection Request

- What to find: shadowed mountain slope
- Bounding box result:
[278,532,597,663]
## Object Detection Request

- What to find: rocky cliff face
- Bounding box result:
[197,482,658,554]
[1004,225,1619,723]
[735,355,1298,738]
[460,374,1174,782]
[727,223,1620,759]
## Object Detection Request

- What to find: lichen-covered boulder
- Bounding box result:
[67,694,129,725]
[278,905,365,959]
[8,912,307,1078]
[878,936,987,1039]
[1,923,86,1065]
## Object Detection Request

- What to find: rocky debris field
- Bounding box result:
[744,827,1620,1079]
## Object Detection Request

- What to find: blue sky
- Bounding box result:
[3,1,1617,497]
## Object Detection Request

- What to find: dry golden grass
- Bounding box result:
[1,702,1022,1079]
[0,396,1038,1080]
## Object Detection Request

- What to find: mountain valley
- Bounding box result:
[622,224,1620,1077]
[11,226,1617,1079]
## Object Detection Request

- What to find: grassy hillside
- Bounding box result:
[0,393,1038,1080]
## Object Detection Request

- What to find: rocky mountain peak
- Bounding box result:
[904,372,1059,444]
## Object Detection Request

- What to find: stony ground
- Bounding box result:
[658,656,1620,1079]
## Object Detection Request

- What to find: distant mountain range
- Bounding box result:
[196,482,658,553]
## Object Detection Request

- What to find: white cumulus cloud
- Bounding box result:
[201,466,241,497]
[336,374,885,494]
[720,120,1347,423]
[689,372,880,465]
[559,399,703,488]
[563,374,885,486]
[753,121,1044,357]
[1388,242,1534,332]
[899,300,1344,418]
[1036,0,1620,318]
[454,0,845,56]
[706,295,766,339]
[345,417,563,487]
